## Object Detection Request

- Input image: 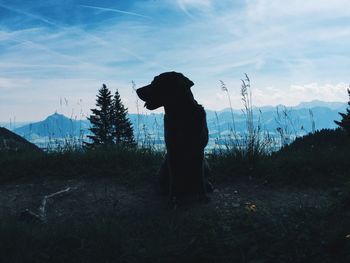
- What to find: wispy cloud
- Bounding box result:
[79,5,151,19]
[0,2,58,27]
[176,0,212,17]
[253,83,349,107]
[177,0,212,10]
[245,0,350,20]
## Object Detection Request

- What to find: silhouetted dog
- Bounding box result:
[136,72,211,205]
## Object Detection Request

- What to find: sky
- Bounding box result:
[0,0,350,121]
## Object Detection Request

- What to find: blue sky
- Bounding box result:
[0,0,350,121]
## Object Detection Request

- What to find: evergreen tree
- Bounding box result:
[335,88,350,136]
[86,84,113,146]
[111,89,136,146]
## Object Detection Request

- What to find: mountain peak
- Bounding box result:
[45,112,68,121]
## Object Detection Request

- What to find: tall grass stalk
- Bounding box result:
[220,80,236,133]
[217,74,275,162]
[275,106,308,147]
[132,80,141,143]
[240,74,257,159]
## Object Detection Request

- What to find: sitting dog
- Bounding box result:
[136,72,211,204]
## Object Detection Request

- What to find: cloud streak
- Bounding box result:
[0,2,58,27]
[79,4,151,19]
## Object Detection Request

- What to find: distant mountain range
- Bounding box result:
[1,100,347,148]
[294,100,347,110]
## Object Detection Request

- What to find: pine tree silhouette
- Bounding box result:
[111,89,136,146]
[335,88,350,136]
[86,84,113,147]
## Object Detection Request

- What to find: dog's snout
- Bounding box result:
[136,87,146,101]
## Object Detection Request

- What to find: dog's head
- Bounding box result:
[136,72,194,110]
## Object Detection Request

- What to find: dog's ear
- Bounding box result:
[177,73,194,90]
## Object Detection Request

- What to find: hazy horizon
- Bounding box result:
[0,98,347,123]
[1,0,350,121]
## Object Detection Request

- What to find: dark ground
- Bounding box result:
[1,175,349,263]
[0,176,335,222]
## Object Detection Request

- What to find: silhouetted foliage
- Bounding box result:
[279,128,348,153]
[86,84,114,147]
[111,90,135,146]
[86,84,135,148]
[208,128,350,187]
[335,89,350,136]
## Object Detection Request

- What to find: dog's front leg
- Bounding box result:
[166,155,178,209]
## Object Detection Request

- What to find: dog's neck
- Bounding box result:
[164,99,198,116]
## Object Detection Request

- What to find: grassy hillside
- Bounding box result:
[0,128,350,262]
[209,128,350,187]
[0,146,163,183]
[0,127,42,153]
